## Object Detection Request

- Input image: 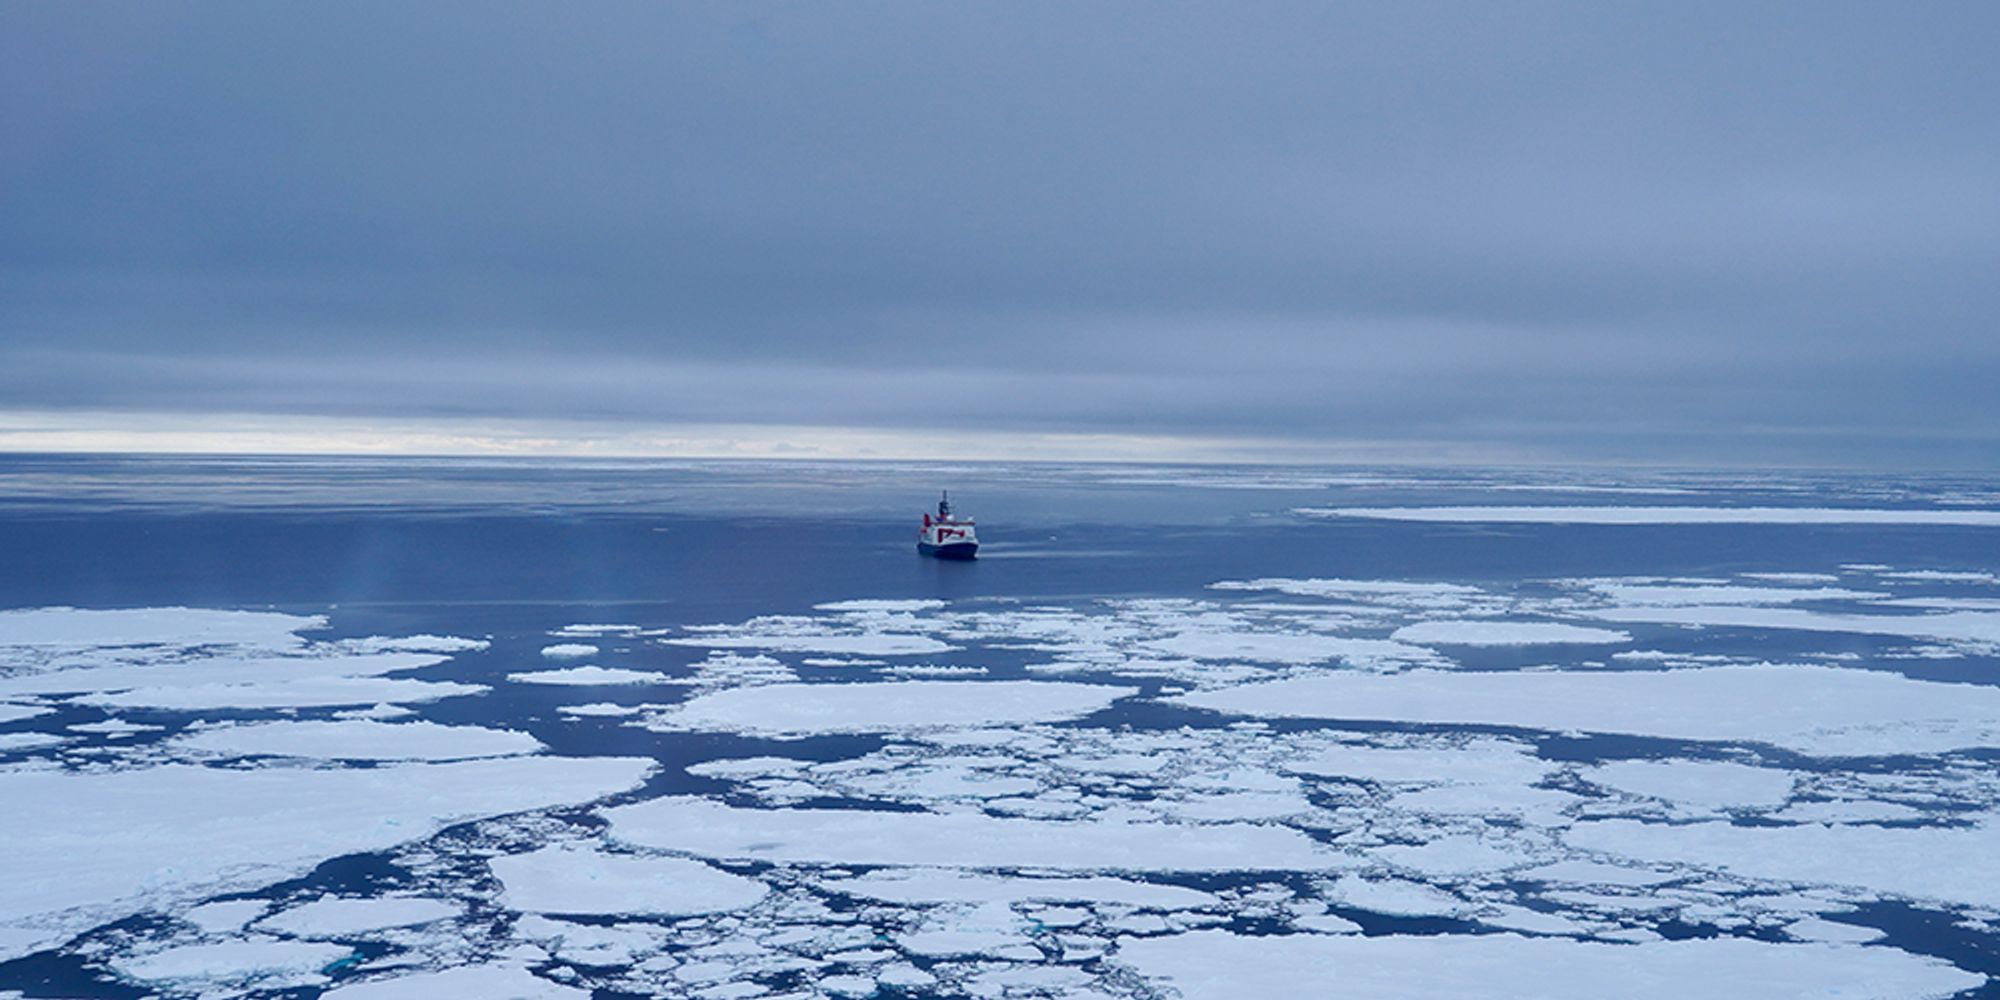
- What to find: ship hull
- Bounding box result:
[918,540,979,560]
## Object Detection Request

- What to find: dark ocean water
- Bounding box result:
[2,454,1998,998]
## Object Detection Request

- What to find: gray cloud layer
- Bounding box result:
[3,3,1997,464]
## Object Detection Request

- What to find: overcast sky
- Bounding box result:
[3,3,1997,466]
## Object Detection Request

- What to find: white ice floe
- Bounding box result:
[1298,505,2000,527]
[1371,835,1544,876]
[1561,580,1885,606]
[1785,916,1886,944]
[1173,664,2000,756]
[0,649,451,699]
[1389,621,1630,646]
[505,665,675,686]
[490,842,768,916]
[1140,630,1440,668]
[684,651,797,689]
[112,938,350,990]
[555,702,643,717]
[539,643,599,659]
[1113,929,1982,999]
[324,963,588,999]
[334,703,417,721]
[553,624,646,636]
[813,599,948,613]
[663,631,955,657]
[1581,604,2000,647]
[1210,578,1485,609]
[607,797,1335,871]
[642,680,1134,737]
[183,899,269,933]
[338,635,490,654]
[1741,572,1843,584]
[1881,570,2000,584]
[1285,738,1552,787]
[0,606,322,651]
[0,733,64,752]
[0,756,653,960]
[175,720,544,761]
[1567,817,2000,911]
[67,718,160,736]
[820,869,1220,910]
[0,703,52,724]
[1587,760,1796,812]
[256,896,459,938]
[0,610,490,713]
[876,664,988,677]
[77,675,486,711]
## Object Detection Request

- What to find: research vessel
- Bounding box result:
[918,491,978,560]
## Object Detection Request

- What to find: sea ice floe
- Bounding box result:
[640,680,1134,737]
[539,643,599,659]
[666,608,962,657]
[1172,664,2000,756]
[1112,928,1984,999]
[0,607,322,652]
[323,962,588,999]
[66,718,160,736]
[555,702,643,717]
[876,663,988,677]
[174,720,545,761]
[0,756,653,960]
[1582,604,2000,648]
[819,869,1220,910]
[1297,505,2000,527]
[505,665,677,686]
[112,938,351,991]
[1563,580,1887,606]
[1881,570,2000,584]
[553,624,647,637]
[1586,760,1796,812]
[0,733,65,752]
[1320,875,1468,916]
[0,703,52,724]
[1388,621,1630,646]
[1138,630,1439,668]
[0,607,495,715]
[0,650,453,699]
[1209,578,1487,610]
[1785,916,1887,944]
[813,599,948,613]
[606,797,1336,871]
[1285,738,1552,787]
[77,675,486,711]
[256,896,460,938]
[1567,817,2000,911]
[182,899,270,934]
[338,634,491,654]
[489,842,769,916]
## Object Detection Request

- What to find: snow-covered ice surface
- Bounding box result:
[173,720,545,760]
[5,458,2000,997]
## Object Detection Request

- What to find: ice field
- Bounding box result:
[0,456,1998,997]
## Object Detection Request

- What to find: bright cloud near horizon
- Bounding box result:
[3,4,1997,467]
